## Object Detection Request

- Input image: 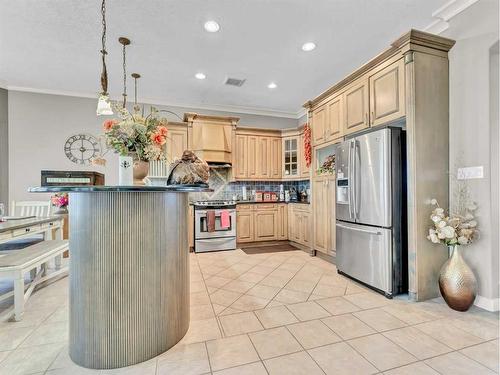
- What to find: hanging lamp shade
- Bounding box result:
[96,93,113,115]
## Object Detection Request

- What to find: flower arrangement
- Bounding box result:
[102,106,168,162]
[317,154,335,175]
[51,193,69,208]
[427,198,478,246]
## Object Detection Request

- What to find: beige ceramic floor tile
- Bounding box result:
[0,308,55,330]
[205,276,233,289]
[382,304,439,325]
[249,326,302,359]
[212,361,267,375]
[249,265,276,276]
[287,319,341,349]
[19,322,68,348]
[0,326,35,351]
[238,272,266,283]
[0,342,64,375]
[311,283,346,298]
[156,342,210,375]
[101,359,157,374]
[191,291,211,306]
[182,318,222,344]
[190,280,206,293]
[212,304,227,315]
[322,314,376,340]
[317,274,348,287]
[383,326,452,360]
[274,289,310,304]
[246,284,281,300]
[221,280,255,294]
[190,304,215,321]
[230,295,269,311]
[460,340,499,372]
[254,305,299,329]
[449,316,499,340]
[219,311,264,336]
[316,297,360,315]
[414,319,484,350]
[283,279,317,294]
[264,351,324,375]
[348,333,418,372]
[345,282,370,295]
[308,342,378,375]
[260,275,290,288]
[218,306,244,316]
[353,308,407,332]
[286,301,330,321]
[206,334,260,371]
[425,351,496,375]
[210,289,242,307]
[343,292,390,310]
[382,361,440,375]
[0,350,10,364]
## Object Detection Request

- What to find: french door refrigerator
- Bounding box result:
[335,127,407,297]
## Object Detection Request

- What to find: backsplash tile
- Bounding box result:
[189,169,310,201]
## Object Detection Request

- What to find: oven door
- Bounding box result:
[195,209,236,239]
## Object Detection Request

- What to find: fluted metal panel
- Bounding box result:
[68,191,189,369]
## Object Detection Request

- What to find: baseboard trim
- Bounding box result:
[474,295,500,312]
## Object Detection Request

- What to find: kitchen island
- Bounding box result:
[29,185,210,369]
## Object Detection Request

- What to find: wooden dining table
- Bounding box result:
[0,216,64,269]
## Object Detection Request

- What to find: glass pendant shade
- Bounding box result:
[96,93,113,115]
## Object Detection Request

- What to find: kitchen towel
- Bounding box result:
[220,210,230,229]
[206,210,216,232]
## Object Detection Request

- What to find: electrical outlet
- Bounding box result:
[457,166,484,180]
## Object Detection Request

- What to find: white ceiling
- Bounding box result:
[0,0,447,117]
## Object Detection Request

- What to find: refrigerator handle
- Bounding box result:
[347,141,353,220]
[336,223,382,236]
[351,140,357,220]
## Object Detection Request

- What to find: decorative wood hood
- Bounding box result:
[184,113,239,165]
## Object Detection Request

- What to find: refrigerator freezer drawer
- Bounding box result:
[336,221,392,294]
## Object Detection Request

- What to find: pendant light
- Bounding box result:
[131,73,141,113]
[96,0,113,116]
[119,37,131,108]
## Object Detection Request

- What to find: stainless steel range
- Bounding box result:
[193,200,237,253]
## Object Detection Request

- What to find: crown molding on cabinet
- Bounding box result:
[424,0,480,34]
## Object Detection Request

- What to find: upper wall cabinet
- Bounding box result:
[369,59,405,127]
[234,134,248,179]
[312,105,327,145]
[344,78,369,135]
[326,94,344,140]
[282,136,299,179]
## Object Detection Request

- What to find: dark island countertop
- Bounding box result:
[236,200,310,205]
[29,184,212,193]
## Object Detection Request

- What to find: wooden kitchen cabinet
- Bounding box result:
[257,137,270,178]
[236,205,254,243]
[270,137,282,179]
[344,78,369,135]
[254,204,278,241]
[312,175,336,256]
[277,204,288,240]
[236,203,287,243]
[326,94,344,141]
[312,105,327,145]
[234,134,248,179]
[165,123,188,163]
[247,136,258,179]
[282,136,300,179]
[369,58,405,127]
[288,203,311,247]
[299,131,310,178]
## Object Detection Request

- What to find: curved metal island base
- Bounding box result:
[29,185,210,369]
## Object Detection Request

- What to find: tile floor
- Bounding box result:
[0,248,498,375]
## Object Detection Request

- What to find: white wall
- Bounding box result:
[443,0,499,310]
[7,91,298,202]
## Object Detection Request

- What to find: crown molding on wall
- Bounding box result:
[6,85,305,120]
[424,0,480,34]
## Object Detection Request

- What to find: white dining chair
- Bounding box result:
[9,201,52,217]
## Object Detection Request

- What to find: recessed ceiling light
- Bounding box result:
[204,20,220,33]
[267,82,277,89]
[195,72,206,80]
[301,42,316,52]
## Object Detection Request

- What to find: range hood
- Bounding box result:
[184,113,239,165]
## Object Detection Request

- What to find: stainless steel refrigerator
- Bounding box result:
[335,127,407,297]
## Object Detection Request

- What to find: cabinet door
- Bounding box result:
[326,176,336,256]
[270,138,282,179]
[313,179,328,253]
[299,132,310,178]
[283,136,299,178]
[312,105,327,145]
[254,209,278,241]
[234,135,248,179]
[369,59,405,127]
[166,128,187,162]
[326,95,343,141]
[247,136,258,179]
[344,79,369,135]
[302,212,311,245]
[257,137,270,178]
[237,211,254,242]
[277,204,287,240]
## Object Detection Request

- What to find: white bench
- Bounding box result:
[0,240,69,321]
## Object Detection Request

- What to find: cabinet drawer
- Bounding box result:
[237,204,253,211]
[255,204,277,210]
[12,225,41,237]
[40,221,60,230]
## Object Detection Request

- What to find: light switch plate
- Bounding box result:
[457,166,484,180]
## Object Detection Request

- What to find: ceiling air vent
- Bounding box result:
[224,77,246,87]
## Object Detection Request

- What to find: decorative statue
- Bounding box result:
[167,150,210,185]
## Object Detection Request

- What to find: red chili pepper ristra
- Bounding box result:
[303,123,312,168]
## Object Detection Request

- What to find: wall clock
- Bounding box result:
[64,134,101,165]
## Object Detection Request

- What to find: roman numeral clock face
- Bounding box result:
[64,134,101,165]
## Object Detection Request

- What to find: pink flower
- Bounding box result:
[151,133,166,146]
[157,126,168,137]
[103,119,118,132]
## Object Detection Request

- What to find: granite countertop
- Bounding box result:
[29,184,212,193]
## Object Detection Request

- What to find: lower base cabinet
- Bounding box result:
[236,203,287,243]
[288,203,312,247]
[313,175,336,257]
